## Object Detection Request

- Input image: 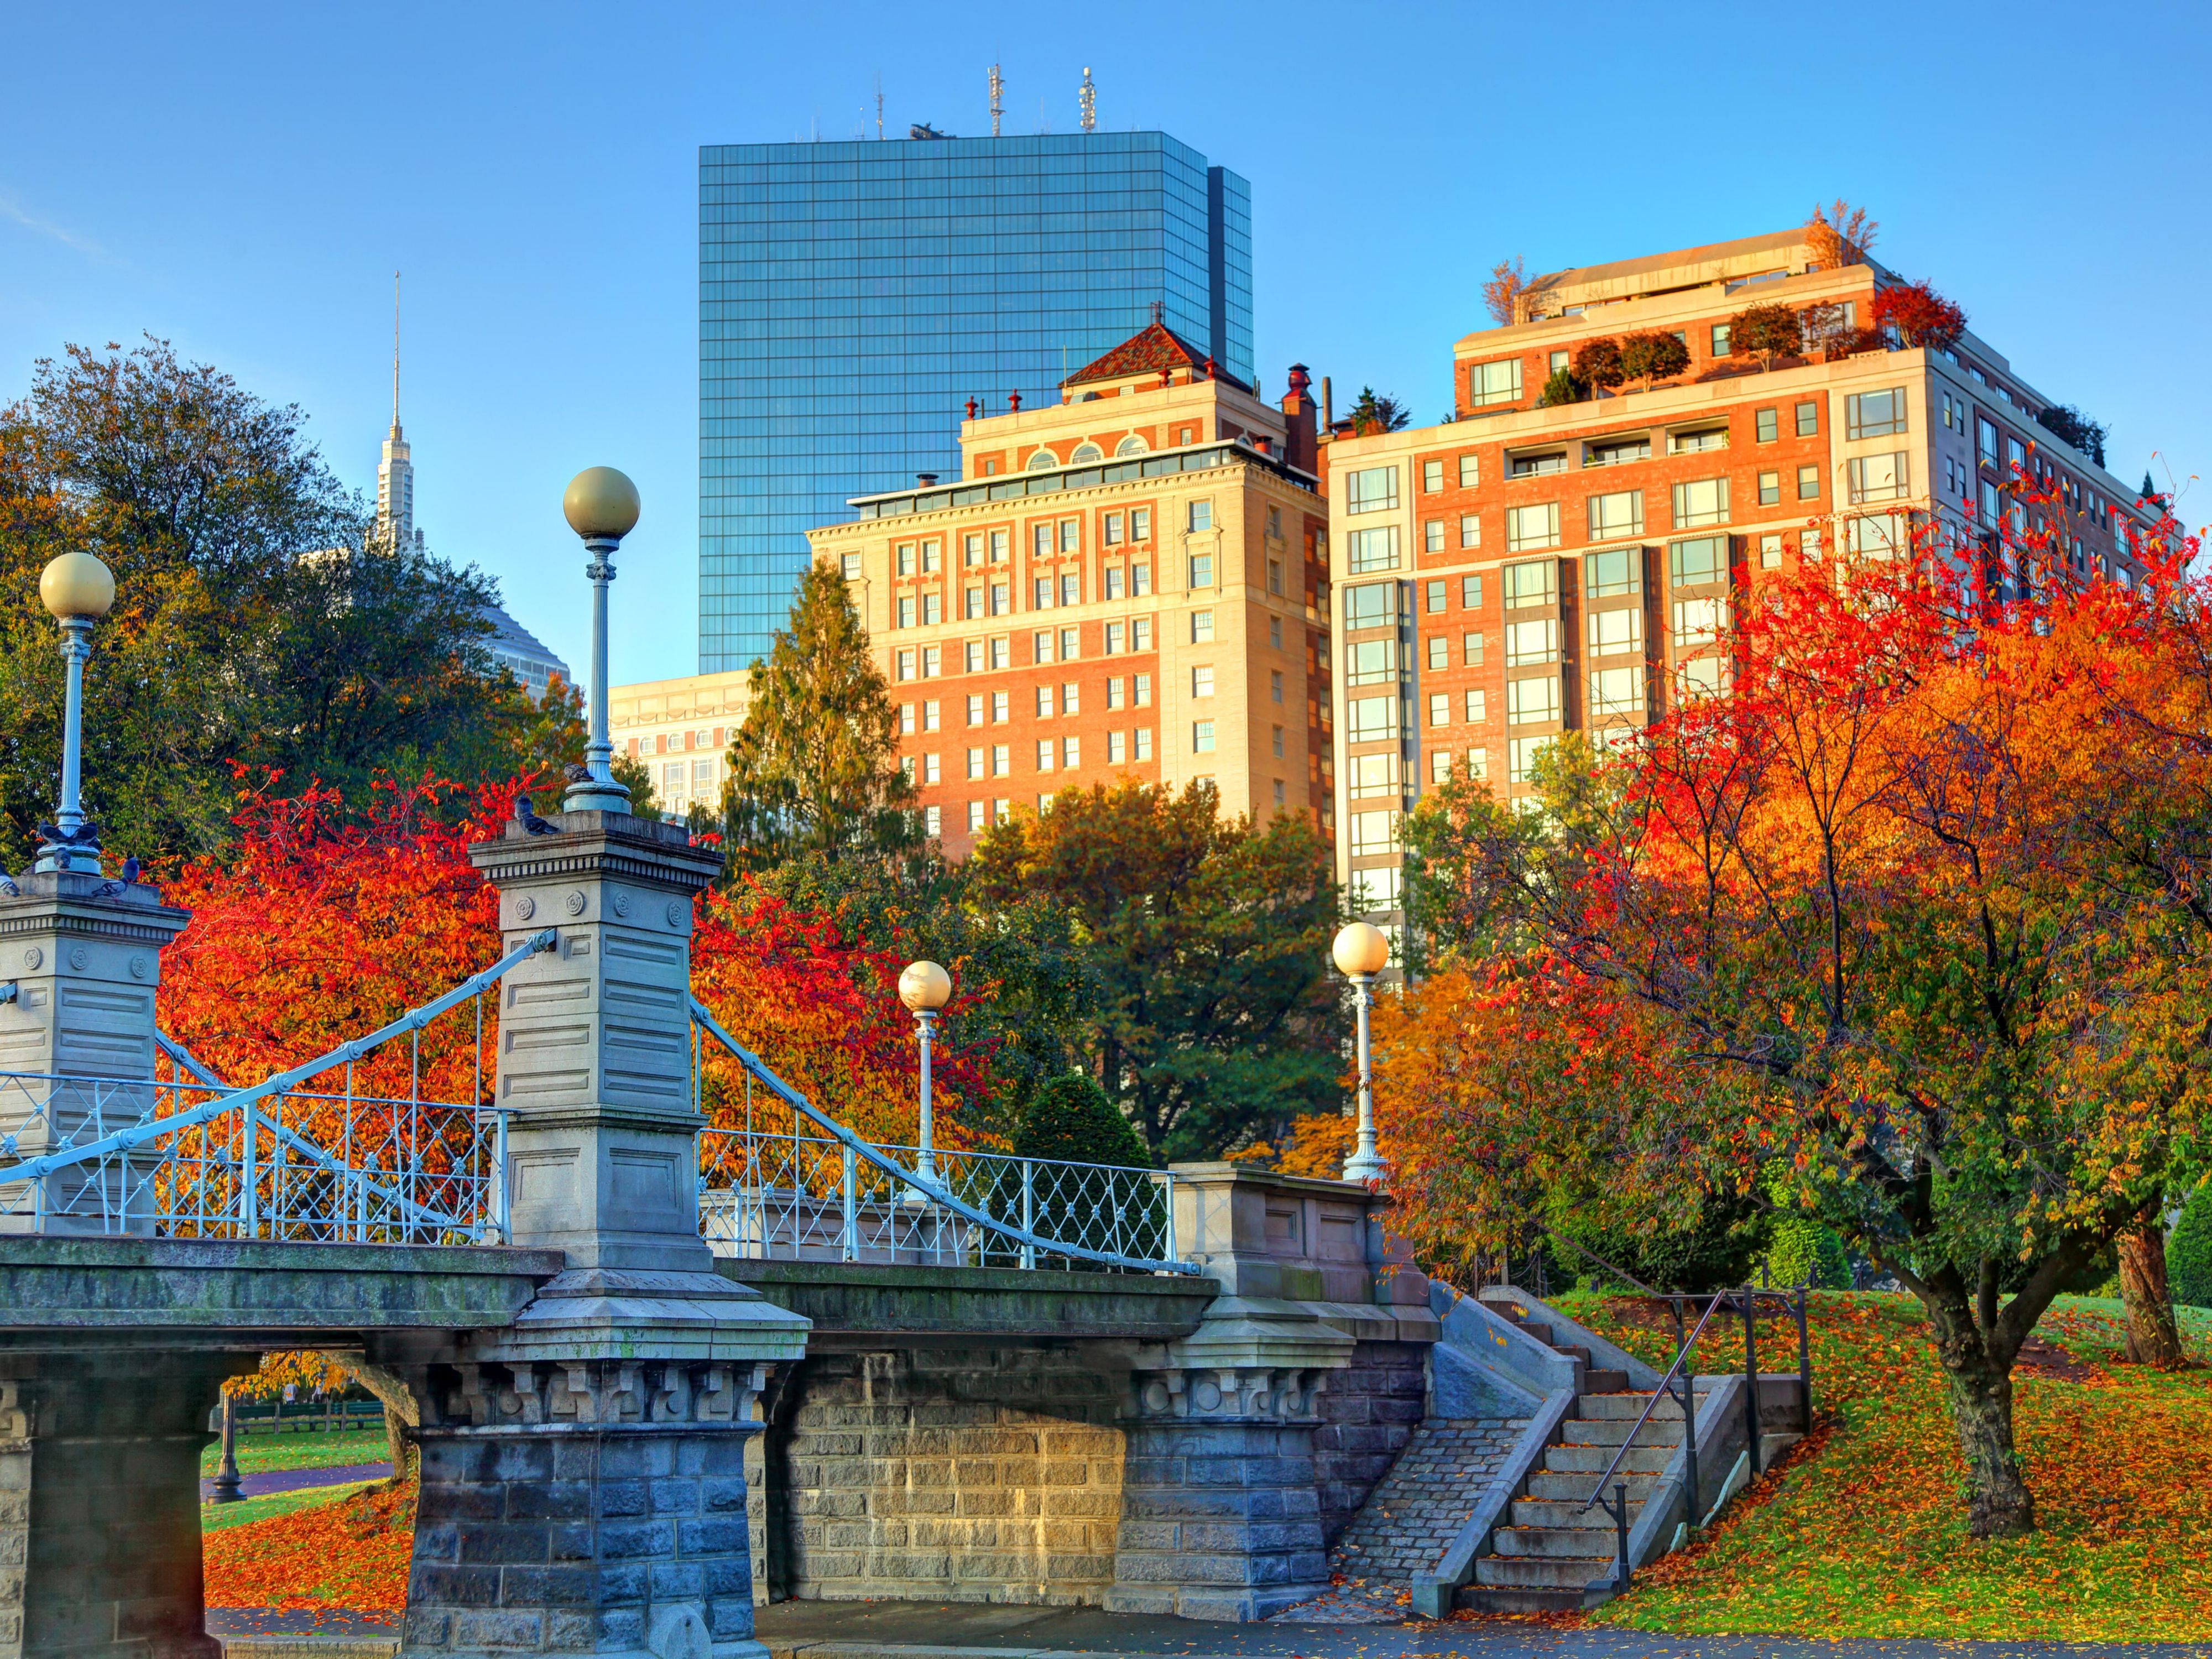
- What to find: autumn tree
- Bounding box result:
[720,559,920,880]
[2037,403,2109,466]
[1344,387,1411,435]
[1570,338,1625,398]
[1376,521,2212,1538]
[1872,279,1968,351]
[1482,256,1528,326]
[0,338,567,872]
[1805,199,1878,269]
[1616,330,1689,391]
[1730,302,1803,370]
[969,781,1343,1160]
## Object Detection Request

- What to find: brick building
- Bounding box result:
[807,321,1333,857]
[1329,226,2160,933]
[611,670,752,820]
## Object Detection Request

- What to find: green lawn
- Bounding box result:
[201,1479,384,1533]
[199,1427,390,1477]
[1543,1290,2212,1642]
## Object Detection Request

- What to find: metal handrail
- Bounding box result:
[689,996,1197,1275]
[0,928,555,1187]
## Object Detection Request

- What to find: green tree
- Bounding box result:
[2169,1185,2212,1308]
[970,781,1343,1160]
[1344,387,1411,434]
[1538,368,1585,408]
[719,560,921,880]
[0,337,560,870]
[1015,1072,1150,1168]
[1730,302,1803,370]
[2035,404,2108,467]
[1617,330,1691,390]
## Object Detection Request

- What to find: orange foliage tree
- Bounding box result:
[1380,489,2211,1539]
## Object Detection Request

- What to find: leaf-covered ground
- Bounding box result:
[204,1482,414,1610]
[1552,1290,2212,1641]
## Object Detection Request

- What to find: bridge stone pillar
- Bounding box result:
[1106,1164,1435,1621]
[379,812,808,1659]
[0,874,190,1233]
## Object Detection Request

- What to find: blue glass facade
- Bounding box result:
[698,133,1253,672]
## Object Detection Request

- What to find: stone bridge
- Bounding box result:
[0,810,1442,1659]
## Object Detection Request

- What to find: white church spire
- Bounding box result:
[376,270,416,550]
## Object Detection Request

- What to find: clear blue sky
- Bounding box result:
[4,1,2204,689]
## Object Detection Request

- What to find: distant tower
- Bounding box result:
[988,63,1003,137]
[376,271,416,551]
[1079,66,1095,134]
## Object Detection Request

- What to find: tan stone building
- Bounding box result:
[610,670,752,820]
[1329,227,2160,935]
[806,322,1334,857]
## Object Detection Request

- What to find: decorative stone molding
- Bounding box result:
[1128,1364,1328,1423]
[424,1357,772,1431]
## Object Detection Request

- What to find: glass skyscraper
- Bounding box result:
[697,132,1253,672]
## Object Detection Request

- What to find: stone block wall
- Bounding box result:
[1309,1340,1429,1547]
[760,1349,1125,1607]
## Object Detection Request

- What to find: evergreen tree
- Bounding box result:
[720,560,920,878]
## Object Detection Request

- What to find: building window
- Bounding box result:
[1270,616,1282,649]
[1427,635,1448,671]
[1977,416,2000,466]
[1796,401,1819,437]
[1350,862,1402,910]
[1503,560,1558,609]
[1035,739,1054,773]
[922,541,941,573]
[1585,436,1650,468]
[1345,467,1399,514]
[1431,748,1453,785]
[1187,500,1213,533]
[1349,810,1401,856]
[1669,535,1729,587]
[1585,546,1639,598]
[1109,731,1127,763]
[1847,452,1910,504]
[1670,427,1729,455]
[1589,663,1646,719]
[1508,735,1554,786]
[1587,490,1644,541]
[1133,617,1152,650]
[842,552,862,579]
[1135,727,1153,760]
[1268,557,1284,594]
[1058,572,1078,606]
[922,593,941,625]
[1349,696,1399,742]
[924,754,942,785]
[1347,525,1400,573]
[1192,720,1216,753]
[1192,665,1215,697]
[1104,566,1124,600]
[966,693,984,725]
[1505,617,1559,667]
[1464,688,1487,723]
[1588,607,1642,655]
[1429,692,1451,727]
[1026,448,1058,472]
[1105,621,1125,655]
[1033,525,1052,559]
[898,544,916,576]
[1461,574,1484,609]
[1754,408,1778,444]
[1272,725,1285,759]
[1422,460,1444,494]
[1347,638,1396,685]
[1425,519,1446,553]
[1033,577,1052,609]
[1760,533,1783,569]
[1672,594,1731,648]
[1506,503,1561,551]
[992,744,1010,776]
[1848,512,1910,560]
[1758,471,1781,507]
[1134,673,1152,707]
[895,649,915,681]
[1846,387,1909,440]
[1132,508,1151,541]
[1060,626,1078,661]
[1345,583,1396,629]
[968,800,985,831]
[1458,454,1480,488]
[1710,323,1731,357]
[923,699,940,732]
[1271,669,1284,702]
[963,586,982,620]
[1798,465,1820,502]
[897,596,916,629]
[900,703,917,735]
[1507,675,1561,726]
[992,688,1009,721]
[1470,358,1523,408]
[1191,610,1215,643]
[1035,685,1053,718]
[1033,629,1053,664]
[1463,630,1485,666]
[921,645,940,677]
[1459,513,1481,549]
[1117,435,1149,457]
[1348,752,1399,798]
[990,582,1009,615]
[1107,677,1124,711]
[1671,478,1730,528]
[1421,579,1443,614]
[1190,553,1215,588]
[1131,560,1151,596]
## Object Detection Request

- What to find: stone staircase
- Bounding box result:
[1330,1416,1533,1588]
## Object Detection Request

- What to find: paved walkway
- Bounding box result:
[753,1598,2211,1659]
[201,1460,392,1503]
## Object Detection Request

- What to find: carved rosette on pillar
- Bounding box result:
[379,811,810,1659]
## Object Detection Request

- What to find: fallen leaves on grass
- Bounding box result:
[204,1480,414,1610]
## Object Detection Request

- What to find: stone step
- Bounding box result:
[1512,1319,1555,1346]
[1493,1524,1629,1559]
[1581,1368,1631,1394]
[1563,1416,1686,1448]
[1474,1552,1623,1590]
[1454,1584,1596,1615]
[1526,1469,1663,1504]
[1577,1389,1702,1420]
[1512,1494,1646,1528]
[1541,1442,1674,1476]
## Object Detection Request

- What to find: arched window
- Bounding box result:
[1025,447,1060,472]
[1070,441,1104,463]
[1115,434,1150,457]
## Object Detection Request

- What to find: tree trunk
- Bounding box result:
[330,1354,420,1489]
[1921,1290,2034,1537]
[2119,1223,2188,1370]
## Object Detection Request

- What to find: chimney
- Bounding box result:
[1009,390,1022,412]
[964,398,978,420]
[916,473,939,487]
[1320,375,1332,432]
[1280,362,1318,476]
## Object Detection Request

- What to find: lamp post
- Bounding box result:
[209,1391,244,1504]
[1333,921,1391,1183]
[560,467,642,815]
[34,551,116,874]
[899,960,952,1191]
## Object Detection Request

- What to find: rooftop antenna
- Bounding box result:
[875,74,884,139]
[988,63,1003,137]
[1079,66,1096,134]
[390,270,401,433]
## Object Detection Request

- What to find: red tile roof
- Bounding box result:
[1062,322,1247,392]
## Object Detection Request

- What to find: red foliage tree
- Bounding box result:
[1872,279,1967,351]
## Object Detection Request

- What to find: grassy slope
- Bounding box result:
[1550,1289,2212,1642]
[200,1427,390,1476]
